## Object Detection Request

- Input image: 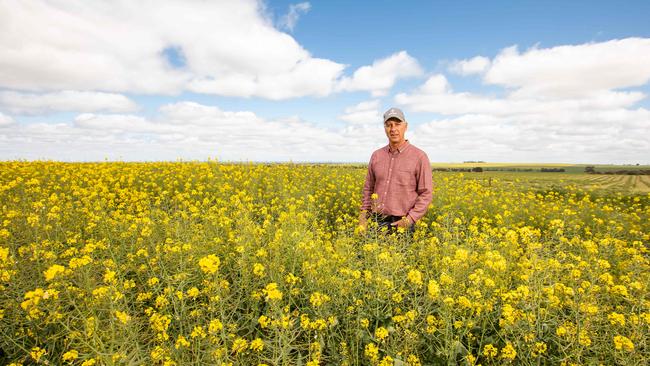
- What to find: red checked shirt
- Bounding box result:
[361,140,433,223]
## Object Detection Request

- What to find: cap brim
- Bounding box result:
[384,116,404,123]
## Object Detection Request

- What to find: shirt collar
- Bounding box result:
[387,140,410,154]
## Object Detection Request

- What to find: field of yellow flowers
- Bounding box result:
[0,161,648,365]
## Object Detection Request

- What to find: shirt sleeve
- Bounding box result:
[360,152,376,212]
[406,152,433,223]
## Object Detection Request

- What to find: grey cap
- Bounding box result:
[383,107,405,123]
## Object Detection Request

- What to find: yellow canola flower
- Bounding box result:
[92,286,110,299]
[198,254,220,274]
[378,356,394,366]
[500,342,517,361]
[232,338,248,354]
[284,272,301,285]
[190,326,206,339]
[62,350,79,362]
[309,292,330,307]
[81,359,97,366]
[613,335,634,351]
[440,273,454,286]
[578,330,591,347]
[186,287,200,298]
[253,263,266,277]
[68,255,92,269]
[359,318,369,328]
[263,282,283,302]
[375,327,389,341]
[149,312,171,333]
[364,343,379,362]
[406,354,422,366]
[407,269,423,286]
[175,335,190,349]
[250,338,264,351]
[258,315,271,328]
[483,344,498,357]
[0,246,9,262]
[43,264,65,281]
[208,318,223,333]
[610,285,629,296]
[427,279,440,299]
[30,347,47,362]
[608,312,626,326]
[150,346,165,361]
[21,288,59,319]
[533,341,547,356]
[114,310,130,324]
[103,269,117,284]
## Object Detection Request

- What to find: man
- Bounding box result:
[359,107,433,234]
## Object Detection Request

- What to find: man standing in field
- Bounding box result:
[359,107,433,234]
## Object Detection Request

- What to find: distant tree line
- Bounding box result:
[485,168,534,172]
[585,166,650,175]
[431,167,566,173]
[433,167,484,172]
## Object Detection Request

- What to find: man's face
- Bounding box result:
[384,118,407,145]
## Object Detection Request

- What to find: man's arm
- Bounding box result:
[406,153,433,223]
[359,153,376,229]
[360,153,376,214]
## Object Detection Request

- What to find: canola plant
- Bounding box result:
[0,161,648,365]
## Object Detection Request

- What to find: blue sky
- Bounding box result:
[262,0,650,125]
[0,0,649,163]
[278,0,650,62]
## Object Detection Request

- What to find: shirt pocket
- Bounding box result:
[396,161,417,187]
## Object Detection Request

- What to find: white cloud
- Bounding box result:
[0,90,137,115]
[410,109,650,163]
[0,0,344,99]
[1,96,647,163]
[394,39,650,163]
[188,57,344,99]
[337,51,423,96]
[0,111,15,127]
[339,100,382,125]
[399,39,650,116]
[279,2,311,32]
[396,74,646,116]
[0,101,387,162]
[485,38,650,98]
[448,56,490,76]
[159,101,261,126]
[74,113,178,134]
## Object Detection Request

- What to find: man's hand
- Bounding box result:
[357,211,368,233]
[391,216,412,229]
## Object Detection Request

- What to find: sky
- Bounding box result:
[0,0,649,163]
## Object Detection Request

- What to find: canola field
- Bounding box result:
[0,162,648,365]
